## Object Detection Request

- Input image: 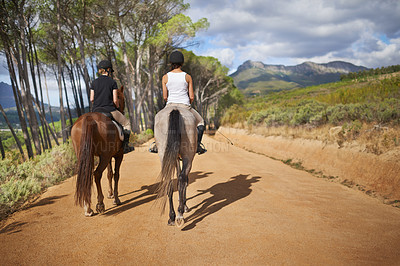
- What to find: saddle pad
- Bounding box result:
[98,112,124,141]
[112,121,124,141]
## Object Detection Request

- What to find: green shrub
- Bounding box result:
[0,142,77,211]
[0,177,41,204]
[132,129,154,145]
[289,100,327,126]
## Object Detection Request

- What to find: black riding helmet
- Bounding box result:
[97,60,114,72]
[169,51,184,64]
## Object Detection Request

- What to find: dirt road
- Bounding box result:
[1,136,400,265]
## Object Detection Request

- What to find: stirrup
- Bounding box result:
[197,143,207,155]
[149,141,158,153]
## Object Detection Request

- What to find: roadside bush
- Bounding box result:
[132,129,154,145]
[0,177,41,204]
[289,100,327,126]
[0,142,77,217]
[376,98,400,124]
[221,104,249,125]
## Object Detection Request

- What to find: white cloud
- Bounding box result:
[199,47,236,68]
[186,0,400,70]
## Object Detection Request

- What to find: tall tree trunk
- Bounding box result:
[115,12,138,133]
[68,63,82,117]
[147,47,156,130]
[32,30,52,149]
[27,28,47,151]
[30,98,60,146]
[57,0,67,142]
[0,104,25,161]
[17,12,42,155]
[61,69,73,128]
[74,63,85,114]
[64,16,91,108]
[3,42,34,159]
[42,68,56,133]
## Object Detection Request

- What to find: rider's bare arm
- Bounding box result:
[162,74,168,102]
[186,74,194,104]
[113,89,119,108]
[90,89,94,103]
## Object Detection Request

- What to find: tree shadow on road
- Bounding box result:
[0,221,28,235]
[182,174,261,231]
[104,171,212,216]
[25,195,69,210]
[0,195,68,233]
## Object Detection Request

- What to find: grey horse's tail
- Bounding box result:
[156,109,181,211]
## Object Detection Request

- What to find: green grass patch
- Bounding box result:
[0,142,77,219]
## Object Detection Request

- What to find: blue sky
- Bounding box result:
[184,0,400,73]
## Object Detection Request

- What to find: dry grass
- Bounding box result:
[245,123,400,156]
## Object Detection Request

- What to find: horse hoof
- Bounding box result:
[176,216,185,228]
[85,210,94,217]
[113,198,122,205]
[168,219,175,226]
[96,203,105,213]
[107,194,114,199]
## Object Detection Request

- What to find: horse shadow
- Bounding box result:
[182,174,261,231]
[104,171,213,216]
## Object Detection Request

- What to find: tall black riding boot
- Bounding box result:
[196,125,207,155]
[123,130,134,153]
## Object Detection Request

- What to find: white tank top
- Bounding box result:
[166,72,190,106]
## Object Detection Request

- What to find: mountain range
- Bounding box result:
[230,60,369,96]
[0,82,16,109]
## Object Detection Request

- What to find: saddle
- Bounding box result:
[93,107,124,141]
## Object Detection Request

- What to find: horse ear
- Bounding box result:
[120,85,124,93]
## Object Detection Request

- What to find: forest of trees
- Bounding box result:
[0,0,240,160]
[340,64,400,81]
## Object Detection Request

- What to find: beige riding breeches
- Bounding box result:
[111,110,131,131]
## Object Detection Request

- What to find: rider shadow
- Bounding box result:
[104,171,213,216]
[182,174,261,231]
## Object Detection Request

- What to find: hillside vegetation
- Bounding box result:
[222,68,400,154]
[230,60,368,96]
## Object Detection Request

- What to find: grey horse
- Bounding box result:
[154,105,197,227]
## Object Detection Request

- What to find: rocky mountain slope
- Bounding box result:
[230,60,368,96]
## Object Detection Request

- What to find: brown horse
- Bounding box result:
[71,86,126,216]
[154,105,197,227]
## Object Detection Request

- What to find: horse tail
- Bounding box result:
[157,109,181,210]
[75,116,95,207]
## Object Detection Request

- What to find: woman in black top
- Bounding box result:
[90,60,133,153]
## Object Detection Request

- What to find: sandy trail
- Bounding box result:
[1,136,400,265]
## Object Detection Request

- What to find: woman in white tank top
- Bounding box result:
[150,50,206,155]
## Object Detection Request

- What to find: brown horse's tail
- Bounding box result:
[157,109,181,210]
[75,116,95,207]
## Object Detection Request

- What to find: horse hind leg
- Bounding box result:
[107,162,114,199]
[176,158,191,228]
[168,181,176,226]
[94,156,110,214]
[112,154,123,205]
